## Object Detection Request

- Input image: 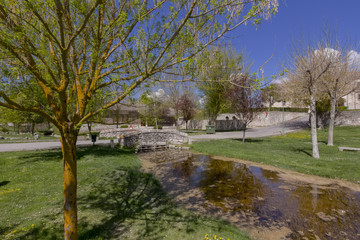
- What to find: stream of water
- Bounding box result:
[140,151,360,239]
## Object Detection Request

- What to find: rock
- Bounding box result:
[316,212,336,222]
[325,232,332,237]
[297,231,305,237]
[0,136,4,139]
[337,209,346,216]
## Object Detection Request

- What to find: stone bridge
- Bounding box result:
[100,129,188,148]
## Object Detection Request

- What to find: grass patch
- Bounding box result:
[191,126,360,183]
[0,146,249,240]
[0,133,59,144]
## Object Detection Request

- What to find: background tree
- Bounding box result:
[286,42,333,159]
[260,83,283,109]
[317,45,359,146]
[197,46,243,125]
[0,1,278,239]
[0,107,24,133]
[228,73,262,142]
[84,89,109,132]
[139,89,170,129]
[175,93,197,129]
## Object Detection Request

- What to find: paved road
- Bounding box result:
[189,116,308,142]
[0,116,308,152]
[0,139,112,153]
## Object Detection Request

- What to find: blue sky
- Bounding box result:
[227,0,360,83]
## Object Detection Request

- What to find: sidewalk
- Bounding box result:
[0,117,309,152]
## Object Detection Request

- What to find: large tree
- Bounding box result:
[0,0,278,239]
[197,46,243,125]
[228,73,262,142]
[286,43,333,159]
[175,92,197,129]
[317,47,359,146]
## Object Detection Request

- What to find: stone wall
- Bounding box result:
[335,111,360,126]
[81,124,140,133]
[100,129,188,147]
[180,120,208,130]
[180,111,308,130]
[215,120,245,131]
[249,111,308,127]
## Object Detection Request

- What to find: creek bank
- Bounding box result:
[139,150,360,240]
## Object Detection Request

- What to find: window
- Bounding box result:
[358,93,360,101]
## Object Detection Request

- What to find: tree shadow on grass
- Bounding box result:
[17,150,63,164]
[233,139,264,143]
[0,181,10,187]
[16,146,134,165]
[291,147,312,157]
[76,146,135,160]
[77,167,203,240]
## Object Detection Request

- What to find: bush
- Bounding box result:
[0,125,8,132]
[267,107,309,113]
[120,125,128,128]
[154,125,162,129]
[338,106,348,111]
[38,130,54,136]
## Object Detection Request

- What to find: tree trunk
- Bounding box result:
[316,113,324,130]
[209,113,216,126]
[116,109,120,128]
[309,91,320,159]
[60,130,79,240]
[31,120,35,135]
[87,122,91,133]
[242,128,246,142]
[327,96,337,146]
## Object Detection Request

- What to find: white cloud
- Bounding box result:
[148,88,167,99]
[272,76,288,84]
[314,48,340,58]
[348,50,360,66]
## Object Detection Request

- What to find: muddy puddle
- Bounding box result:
[139,150,360,240]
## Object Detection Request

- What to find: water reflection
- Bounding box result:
[143,152,360,239]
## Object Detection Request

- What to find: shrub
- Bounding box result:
[38,130,54,136]
[338,106,348,111]
[269,107,308,113]
[0,125,8,132]
[120,125,128,128]
[154,125,162,129]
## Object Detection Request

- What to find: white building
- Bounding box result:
[342,80,360,110]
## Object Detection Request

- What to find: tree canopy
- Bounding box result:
[0,1,279,239]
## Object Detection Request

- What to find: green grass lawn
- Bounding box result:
[0,147,249,240]
[191,126,360,183]
[0,133,59,144]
